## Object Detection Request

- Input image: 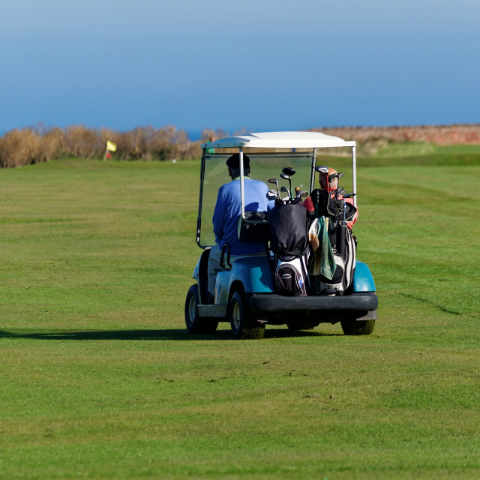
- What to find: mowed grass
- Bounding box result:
[365,142,480,158]
[0,157,479,479]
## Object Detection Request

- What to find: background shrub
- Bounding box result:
[0,125,206,168]
[1,123,479,168]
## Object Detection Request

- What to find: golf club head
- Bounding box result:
[300,190,308,198]
[266,192,277,200]
[280,186,288,193]
[280,173,290,181]
[315,166,329,174]
[343,193,356,198]
[331,172,345,180]
[282,167,296,177]
[268,178,278,185]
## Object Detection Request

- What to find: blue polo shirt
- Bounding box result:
[212,177,274,255]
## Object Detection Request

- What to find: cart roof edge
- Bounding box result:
[201,131,356,149]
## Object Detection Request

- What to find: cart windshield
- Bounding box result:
[198,152,314,248]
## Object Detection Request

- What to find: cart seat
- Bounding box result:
[237,211,269,242]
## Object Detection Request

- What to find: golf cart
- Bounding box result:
[185,131,378,339]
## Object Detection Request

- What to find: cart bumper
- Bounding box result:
[249,292,378,315]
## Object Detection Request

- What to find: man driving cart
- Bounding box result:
[208,153,274,301]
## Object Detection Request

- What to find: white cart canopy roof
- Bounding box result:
[201,131,355,149]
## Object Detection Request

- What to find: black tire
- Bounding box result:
[185,285,218,334]
[341,317,375,336]
[229,290,265,340]
[287,322,318,331]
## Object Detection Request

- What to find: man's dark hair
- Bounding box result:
[229,167,250,178]
[226,153,250,169]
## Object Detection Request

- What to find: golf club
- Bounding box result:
[280,185,290,202]
[294,187,308,199]
[328,172,345,192]
[282,167,297,198]
[281,167,296,197]
[315,166,329,193]
[268,178,279,198]
[280,173,292,198]
[335,177,347,263]
[266,189,277,201]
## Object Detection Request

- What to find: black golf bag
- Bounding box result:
[310,189,357,294]
[268,198,309,296]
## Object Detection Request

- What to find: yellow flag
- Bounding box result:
[106,141,117,152]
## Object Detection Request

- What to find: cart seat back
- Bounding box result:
[237,211,270,242]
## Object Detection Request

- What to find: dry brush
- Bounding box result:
[0,125,207,168]
[1,124,479,168]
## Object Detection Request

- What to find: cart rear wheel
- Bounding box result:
[341,317,375,336]
[229,290,265,340]
[185,285,218,334]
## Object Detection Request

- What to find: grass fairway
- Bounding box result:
[0,157,479,479]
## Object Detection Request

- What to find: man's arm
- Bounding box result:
[212,187,225,243]
[260,182,275,211]
[302,196,314,212]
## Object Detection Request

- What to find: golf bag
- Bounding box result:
[268,198,309,257]
[317,227,356,293]
[310,189,357,293]
[268,198,310,296]
[275,254,309,296]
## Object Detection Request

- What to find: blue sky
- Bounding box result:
[1,0,479,136]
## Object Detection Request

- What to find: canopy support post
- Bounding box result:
[239,147,245,220]
[310,148,317,193]
[352,145,357,207]
[196,148,207,248]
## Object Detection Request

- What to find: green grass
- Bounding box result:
[0,157,479,479]
[318,142,480,159]
[367,142,480,157]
